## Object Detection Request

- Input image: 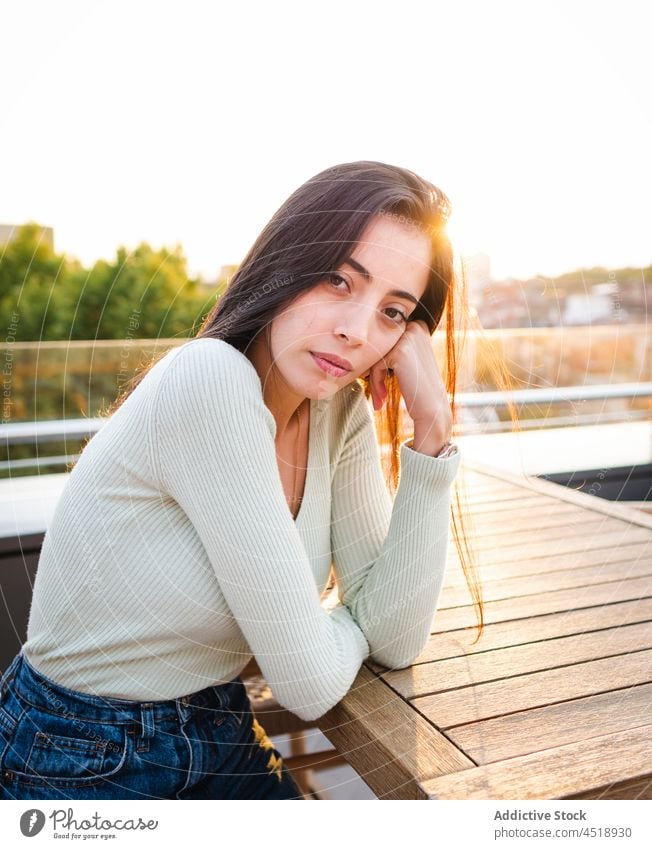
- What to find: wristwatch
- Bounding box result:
[433,441,458,459]
[406,439,458,458]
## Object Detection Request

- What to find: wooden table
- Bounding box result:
[317,459,652,800]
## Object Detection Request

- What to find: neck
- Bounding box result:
[246,333,307,438]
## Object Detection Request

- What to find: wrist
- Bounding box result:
[410,406,453,455]
[410,427,453,457]
[412,410,452,434]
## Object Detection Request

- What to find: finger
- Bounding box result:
[364,367,377,409]
[375,365,389,410]
[369,364,386,411]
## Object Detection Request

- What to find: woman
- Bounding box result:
[0,160,482,800]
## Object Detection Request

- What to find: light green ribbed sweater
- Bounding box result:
[24,338,461,721]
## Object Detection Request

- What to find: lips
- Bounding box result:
[311,351,353,371]
[310,352,352,377]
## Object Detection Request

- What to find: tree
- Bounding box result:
[0,223,74,341]
[52,241,216,340]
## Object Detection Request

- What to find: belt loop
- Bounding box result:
[137,703,155,753]
[176,696,194,726]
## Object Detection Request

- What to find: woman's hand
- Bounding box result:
[366,320,453,444]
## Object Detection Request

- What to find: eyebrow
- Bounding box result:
[342,257,420,307]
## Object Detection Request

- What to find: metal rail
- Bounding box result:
[1,382,651,472]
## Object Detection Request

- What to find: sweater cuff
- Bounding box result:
[399,438,462,489]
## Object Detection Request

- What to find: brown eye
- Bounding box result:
[384,307,408,325]
[328,273,349,290]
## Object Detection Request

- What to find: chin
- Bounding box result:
[307,379,345,401]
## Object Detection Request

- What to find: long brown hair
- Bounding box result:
[109,160,519,643]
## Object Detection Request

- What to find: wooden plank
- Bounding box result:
[422,725,652,799]
[443,541,652,587]
[454,514,616,552]
[459,473,524,488]
[383,622,652,700]
[460,494,603,518]
[316,665,474,800]
[447,683,652,763]
[462,502,583,529]
[461,475,529,489]
[626,502,652,516]
[452,494,556,516]
[460,503,606,536]
[440,558,652,608]
[412,649,652,727]
[458,484,535,502]
[458,468,525,485]
[456,489,548,507]
[446,524,651,566]
[462,459,652,531]
[458,500,612,534]
[567,775,652,800]
[451,494,556,516]
[410,598,652,665]
[430,575,652,633]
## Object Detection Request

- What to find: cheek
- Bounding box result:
[271,304,320,352]
[287,297,330,335]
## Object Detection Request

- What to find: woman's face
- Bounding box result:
[268,213,432,401]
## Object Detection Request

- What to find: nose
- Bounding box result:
[333,303,374,346]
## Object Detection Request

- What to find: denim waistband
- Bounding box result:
[1,652,244,726]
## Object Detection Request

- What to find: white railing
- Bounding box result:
[2,382,652,473]
[455,381,652,406]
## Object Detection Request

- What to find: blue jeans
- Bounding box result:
[0,652,303,800]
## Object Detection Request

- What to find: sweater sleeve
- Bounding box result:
[330,383,461,669]
[150,339,369,722]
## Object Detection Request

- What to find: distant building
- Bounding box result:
[195,264,239,289]
[563,293,613,325]
[0,223,54,249]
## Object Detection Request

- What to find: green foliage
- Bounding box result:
[1,224,220,342]
[0,223,73,341]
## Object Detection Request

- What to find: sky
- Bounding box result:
[2,0,651,281]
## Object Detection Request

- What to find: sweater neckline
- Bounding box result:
[293,397,315,525]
